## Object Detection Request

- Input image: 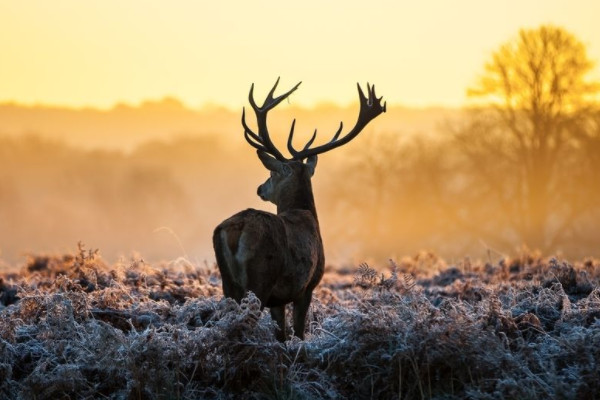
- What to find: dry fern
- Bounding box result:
[0,250,599,398]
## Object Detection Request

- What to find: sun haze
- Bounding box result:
[1,0,599,110]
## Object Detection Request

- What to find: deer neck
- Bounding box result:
[276,179,319,222]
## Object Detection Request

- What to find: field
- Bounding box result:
[1,246,600,399]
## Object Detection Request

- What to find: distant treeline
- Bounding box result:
[0,99,453,151]
[1,116,599,266]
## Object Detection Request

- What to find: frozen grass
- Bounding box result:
[1,246,599,399]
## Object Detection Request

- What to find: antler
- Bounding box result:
[242,77,301,161]
[287,83,386,160]
[242,79,386,161]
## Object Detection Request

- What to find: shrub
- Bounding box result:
[0,250,599,399]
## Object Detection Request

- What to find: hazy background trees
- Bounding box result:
[328,25,600,260]
[0,25,598,266]
[462,25,599,251]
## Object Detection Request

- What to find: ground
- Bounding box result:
[1,247,599,399]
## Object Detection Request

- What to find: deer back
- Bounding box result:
[214,207,323,307]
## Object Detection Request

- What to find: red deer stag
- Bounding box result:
[213,78,385,341]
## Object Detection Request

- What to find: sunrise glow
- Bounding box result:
[2,0,599,110]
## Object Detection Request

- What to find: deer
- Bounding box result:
[213,78,385,341]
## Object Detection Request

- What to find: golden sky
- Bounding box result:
[1,0,599,109]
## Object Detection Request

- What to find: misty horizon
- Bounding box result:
[2,20,599,270]
[0,94,466,112]
[0,99,464,266]
[0,98,461,152]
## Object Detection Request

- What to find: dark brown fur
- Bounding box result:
[213,158,324,341]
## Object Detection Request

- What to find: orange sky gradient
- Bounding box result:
[2,0,600,110]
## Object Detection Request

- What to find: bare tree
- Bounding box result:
[321,132,455,259]
[452,25,600,252]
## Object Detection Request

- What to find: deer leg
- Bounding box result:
[220,279,235,300]
[220,278,246,303]
[292,291,313,340]
[270,306,286,342]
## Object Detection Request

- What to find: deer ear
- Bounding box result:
[305,155,318,176]
[257,150,285,173]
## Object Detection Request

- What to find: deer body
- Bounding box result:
[214,208,323,303]
[214,79,385,341]
[214,208,324,340]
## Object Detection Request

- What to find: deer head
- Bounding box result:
[256,151,317,202]
[243,78,386,211]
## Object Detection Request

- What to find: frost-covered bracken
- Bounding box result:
[0,247,599,399]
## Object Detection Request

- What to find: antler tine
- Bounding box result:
[265,77,281,103]
[287,123,319,158]
[242,107,268,152]
[248,83,258,110]
[266,79,302,110]
[249,77,302,112]
[288,121,344,158]
[288,82,386,160]
[303,129,318,151]
[243,78,302,161]
[330,121,344,142]
[287,119,299,157]
[369,83,387,112]
[357,82,368,104]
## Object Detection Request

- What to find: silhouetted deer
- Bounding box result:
[213,79,385,341]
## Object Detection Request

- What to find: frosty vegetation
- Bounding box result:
[1,245,599,399]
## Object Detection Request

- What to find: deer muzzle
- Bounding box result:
[257,184,268,201]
